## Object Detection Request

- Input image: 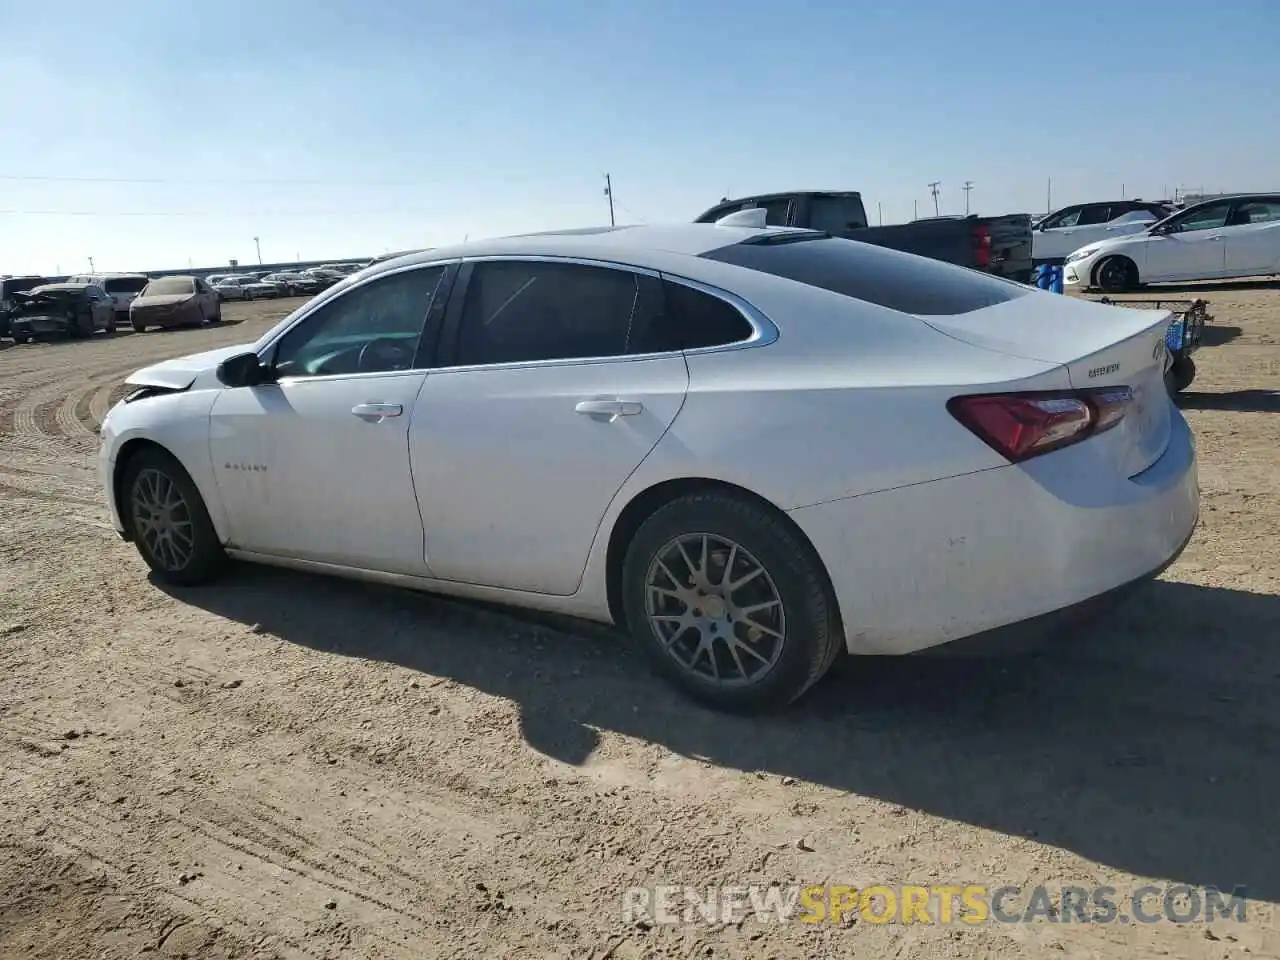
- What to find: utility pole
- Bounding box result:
[928,181,941,217]
[1046,177,1052,213]
[254,236,262,265]
[603,174,615,227]
[877,202,883,226]
[88,256,95,273]
[963,181,974,215]
[913,199,918,220]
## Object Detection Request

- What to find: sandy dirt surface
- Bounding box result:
[2,286,1279,959]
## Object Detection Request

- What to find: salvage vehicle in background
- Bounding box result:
[9,282,116,342]
[1065,193,1280,292]
[213,275,278,300]
[1033,200,1176,266]
[99,222,1196,712]
[69,273,151,321]
[1,274,48,337]
[696,191,1035,282]
[130,276,222,331]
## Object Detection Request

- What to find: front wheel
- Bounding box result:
[1094,256,1137,293]
[621,491,843,713]
[122,448,225,585]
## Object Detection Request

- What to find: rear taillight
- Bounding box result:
[971,224,992,270]
[948,388,1132,462]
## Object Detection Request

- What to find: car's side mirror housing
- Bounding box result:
[216,351,273,388]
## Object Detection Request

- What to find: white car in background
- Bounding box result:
[97,218,1198,712]
[1065,193,1280,292]
[213,275,278,300]
[68,273,151,321]
[1032,200,1175,265]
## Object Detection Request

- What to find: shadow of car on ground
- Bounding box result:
[161,562,1280,905]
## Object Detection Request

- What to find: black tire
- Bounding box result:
[621,491,843,713]
[1094,256,1137,293]
[121,447,226,586]
[71,309,93,339]
[132,318,146,333]
[1165,356,1196,394]
[106,316,117,333]
[13,333,29,344]
[210,305,223,324]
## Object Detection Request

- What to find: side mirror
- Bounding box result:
[216,351,273,388]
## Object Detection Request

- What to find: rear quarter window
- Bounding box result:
[700,236,1031,316]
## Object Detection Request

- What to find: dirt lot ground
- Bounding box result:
[2,285,1279,960]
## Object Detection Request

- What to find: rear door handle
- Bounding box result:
[575,399,643,419]
[351,402,403,422]
[1207,235,1224,240]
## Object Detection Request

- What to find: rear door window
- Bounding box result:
[807,195,868,233]
[451,260,665,366]
[700,235,1030,315]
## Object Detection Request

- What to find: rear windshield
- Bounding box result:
[103,276,149,294]
[700,235,1031,316]
[142,277,194,296]
[2,277,45,297]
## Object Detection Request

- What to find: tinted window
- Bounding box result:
[1227,199,1280,225]
[808,195,868,233]
[103,277,148,294]
[629,280,755,353]
[1077,205,1115,226]
[1167,202,1232,233]
[701,236,1031,316]
[273,266,445,377]
[1044,207,1082,229]
[454,260,662,366]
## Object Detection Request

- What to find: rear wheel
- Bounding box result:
[621,491,842,712]
[1095,256,1137,293]
[122,448,225,585]
[105,315,117,333]
[210,304,223,323]
[72,309,94,339]
[131,318,146,332]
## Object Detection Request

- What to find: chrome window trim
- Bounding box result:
[254,258,461,369]
[430,254,778,375]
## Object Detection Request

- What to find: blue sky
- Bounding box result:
[2,0,1277,274]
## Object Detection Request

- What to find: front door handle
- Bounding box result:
[575,399,643,420]
[351,402,403,422]
[1206,235,1223,240]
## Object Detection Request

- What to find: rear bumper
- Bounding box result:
[788,408,1199,655]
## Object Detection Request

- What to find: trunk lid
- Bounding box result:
[924,293,1173,477]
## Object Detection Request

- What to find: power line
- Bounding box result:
[0,172,592,186]
[0,209,445,217]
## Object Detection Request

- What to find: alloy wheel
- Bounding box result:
[131,467,195,572]
[644,533,786,687]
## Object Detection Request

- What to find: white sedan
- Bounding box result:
[98,219,1198,711]
[1065,193,1280,292]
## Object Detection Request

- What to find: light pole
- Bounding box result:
[87,256,95,273]
[253,237,262,265]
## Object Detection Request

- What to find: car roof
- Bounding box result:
[370,223,811,276]
[31,282,90,292]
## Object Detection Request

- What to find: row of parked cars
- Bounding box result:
[0,263,367,343]
[206,263,364,301]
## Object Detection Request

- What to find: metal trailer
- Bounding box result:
[1094,296,1210,395]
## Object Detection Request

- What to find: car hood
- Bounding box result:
[1071,231,1154,257]
[125,344,251,390]
[132,294,194,309]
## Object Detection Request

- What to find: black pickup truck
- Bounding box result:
[695,191,1034,283]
